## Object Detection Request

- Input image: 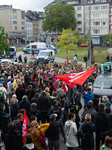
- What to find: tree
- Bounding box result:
[42,2,77,33]
[0,26,9,56]
[56,28,78,57]
[104,30,112,46]
[73,30,85,45]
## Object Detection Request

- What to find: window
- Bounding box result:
[101,21,107,26]
[21,22,25,25]
[87,0,93,3]
[13,26,17,30]
[93,22,100,26]
[32,45,37,48]
[78,14,82,18]
[93,29,100,34]
[78,21,82,25]
[10,26,12,30]
[86,6,92,11]
[101,5,108,10]
[10,21,12,25]
[77,7,81,10]
[22,27,25,30]
[10,15,11,19]
[92,14,100,18]
[78,28,82,32]
[101,0,107,2]
[101,29,107,34]
[92,38,100,44]
[21,16,25,20]
[13,15,17,19]
[13,21,17,24]
[86,22,89,26]
[95,0,100,2]
[86,14,89,19]
[13,9,16,14]
[100,13,107,18]
[93,6,100,10]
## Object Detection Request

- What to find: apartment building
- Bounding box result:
[85,0,110,45]
[26,16,33,43]
[44,0,86,43]
[0,5,26,44]
[109,0,112,30]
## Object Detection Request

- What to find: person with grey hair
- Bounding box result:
[0,83,7,100]
[102,96,111,108]
[19,95,30,116]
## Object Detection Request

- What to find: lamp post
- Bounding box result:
[89,0,91,68]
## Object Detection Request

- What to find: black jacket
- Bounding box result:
[48,106,61,121]
[0,98,9,114]
[81,109,96,122]
[93,110,111,132]
[19,98,30,115]
[45,111,64,141]
[70,97,82,112]
[6,130,22,150]
[16,88,25,103]
[37,92,51,112]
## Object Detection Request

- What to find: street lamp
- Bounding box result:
[89,0,91,68]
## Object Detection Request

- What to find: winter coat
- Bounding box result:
[81,109,96,122]
[6,130,22,150]
[16,87,25,103]
[0,111,9,134]
[10,99,19,115]
[0,84,7,100]
[0,96,9,114]
[83,91,94,106]
[93,110,111,133]
[19,98,30,115]
[21,144,37,150]
[70,97,82,113]
[31,123,49,150]
[46,111,64,141]
[78,121,96,150]
[65,120,79,148]
[37,92,51,112]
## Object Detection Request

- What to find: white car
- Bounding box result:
[0,59,18,65]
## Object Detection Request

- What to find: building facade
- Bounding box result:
[85,0,110,45]
[26,16,33,43]
[0,5,26,44]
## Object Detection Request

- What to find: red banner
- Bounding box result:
[22,111,29,144]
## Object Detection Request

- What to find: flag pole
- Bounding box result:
[89,0,91,68]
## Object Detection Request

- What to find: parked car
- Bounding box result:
[0,59,18,65]
[93,73,112,109]
[80,43,89,47]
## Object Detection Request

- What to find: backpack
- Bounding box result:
[52,107,61,120]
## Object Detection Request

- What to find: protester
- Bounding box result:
[13,113,23,133]
[100,136,112,150]
[65,112,79,150]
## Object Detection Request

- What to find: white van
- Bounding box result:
[23,42,46,53]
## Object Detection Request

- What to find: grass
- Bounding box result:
[17,48,23,52]
[56,47,110,63]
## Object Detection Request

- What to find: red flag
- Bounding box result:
[67,56,69,63]
[57,67,97,88]
[22,111,29,144]
[53,81,59,90]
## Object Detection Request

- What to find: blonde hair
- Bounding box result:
[85,113,91,122]
[45,87,50,93]
[11,94,17,104]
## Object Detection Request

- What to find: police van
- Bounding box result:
[23,42,46,53]
[36,49,55,64]
[1,46,16,58]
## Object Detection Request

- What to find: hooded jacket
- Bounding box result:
[19,97,30,115]
[83,91,94,106]
[65,120,79,147]
[37,92,51,111]
[93,110,111,132]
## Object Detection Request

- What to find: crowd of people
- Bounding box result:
[0,59,112,150]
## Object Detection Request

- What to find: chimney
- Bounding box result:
[10,5,12,9]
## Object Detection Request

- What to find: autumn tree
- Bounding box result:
[56,28,78,58]
[73,30,85,45]
[104,30,112,46]
[42,2,77,33]
[0,26,9,56]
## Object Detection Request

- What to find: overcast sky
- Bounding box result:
[0,0,54,11]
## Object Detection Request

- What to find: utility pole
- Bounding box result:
[89,0,91,68]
